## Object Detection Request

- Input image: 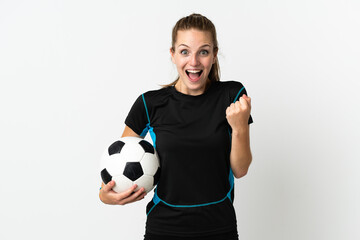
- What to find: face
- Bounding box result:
[170,29,217,96]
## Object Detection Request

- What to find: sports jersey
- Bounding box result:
[125,80,253,238]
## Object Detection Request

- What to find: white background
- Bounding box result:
[1,0,359,239]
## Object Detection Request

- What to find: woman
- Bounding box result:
[99,13,253,240]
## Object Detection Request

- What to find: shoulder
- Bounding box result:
[218,80,245,89]
[216,80,246,95]
[142,86,172,99]
[140,86,172,107]
[217,80,248,103]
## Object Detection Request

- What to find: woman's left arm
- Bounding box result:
[226,94,252,179]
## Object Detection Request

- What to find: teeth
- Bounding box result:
[187,70,201,73]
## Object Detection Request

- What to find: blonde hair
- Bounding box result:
[162,13,220,88]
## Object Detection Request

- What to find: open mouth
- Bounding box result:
[185,70,203,82]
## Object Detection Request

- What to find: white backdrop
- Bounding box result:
[1,0,359,239]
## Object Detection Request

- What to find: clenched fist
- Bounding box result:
[226,94,251,131]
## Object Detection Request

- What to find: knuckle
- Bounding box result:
[135,191,143,198]
[116,195,125,202]
[118,198,128,205]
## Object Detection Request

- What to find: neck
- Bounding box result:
[174,79,211,96]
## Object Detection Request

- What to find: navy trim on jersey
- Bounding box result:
[143,86,245,216]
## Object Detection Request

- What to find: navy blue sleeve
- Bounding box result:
[124,94,149,136]
[227,81,253,124]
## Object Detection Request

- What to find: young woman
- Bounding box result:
[99,13,253,240]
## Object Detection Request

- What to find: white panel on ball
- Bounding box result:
[119,137,145,162]
[105,155,127,176]
[141,153,159,175]
[134,175,154,193]
[112,175,134,193]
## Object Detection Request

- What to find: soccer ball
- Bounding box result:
[100,136,160,193]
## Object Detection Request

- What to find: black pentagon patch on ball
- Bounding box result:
[139,140,154,154]
[123,162,144,181]
[101,168,112,184]
[108,141,125,155]
[153,168,161,186]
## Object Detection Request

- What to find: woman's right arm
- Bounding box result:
[99,125,147,205]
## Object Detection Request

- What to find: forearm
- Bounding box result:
[230,125,252,178]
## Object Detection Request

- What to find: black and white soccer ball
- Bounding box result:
[100,136,160,193]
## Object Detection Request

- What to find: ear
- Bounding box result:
[170,47,175,64]
[213,48,218,64]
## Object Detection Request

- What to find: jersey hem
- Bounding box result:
[145,224,238,238]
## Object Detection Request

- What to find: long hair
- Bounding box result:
[162,13,220,88]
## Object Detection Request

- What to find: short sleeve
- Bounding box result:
[228,81,253,124]
[124,94,149,136]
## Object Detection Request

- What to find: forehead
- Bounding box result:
[175,29,213,47]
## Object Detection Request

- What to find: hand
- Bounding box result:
[99,181,146,205]
[226,94,251,131]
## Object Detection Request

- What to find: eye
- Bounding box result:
[199,50,209,56]
[180,49,188,55]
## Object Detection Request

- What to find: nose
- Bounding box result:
[189,53,200,66]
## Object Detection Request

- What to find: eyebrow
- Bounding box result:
[177,44,211,48]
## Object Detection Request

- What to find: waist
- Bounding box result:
[144,228,238,240]
[145,199,237,237]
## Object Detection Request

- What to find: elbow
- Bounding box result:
[232,157,252,179]
[233,168,248,179]
[231,155,252,178]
